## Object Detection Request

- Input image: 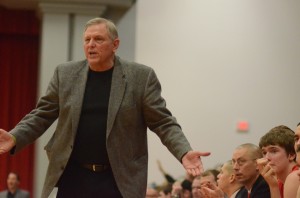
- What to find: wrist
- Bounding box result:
[10,134,16,145]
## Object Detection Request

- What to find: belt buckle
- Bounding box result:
[93,164,96,172]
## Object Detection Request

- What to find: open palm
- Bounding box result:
[182,150,211,176]
[0,129,15,154]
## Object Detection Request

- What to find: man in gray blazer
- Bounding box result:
[0,172,30,198]
[0,17,210,198]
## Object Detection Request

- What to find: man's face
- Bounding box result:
[217,164,231,191]
[83,23,119,68]
[294,125,300,164]
[7,173,19,190]
[261,145,294,174]
[232,148,258,186]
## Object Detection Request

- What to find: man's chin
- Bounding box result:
[235,174,244,181]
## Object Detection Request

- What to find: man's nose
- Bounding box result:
[87,39,96,47]
[264,152,272,160]
[232,162,239,169]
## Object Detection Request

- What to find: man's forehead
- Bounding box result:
[84,24,107,35]
[8,173,17,179]
[232,148,248,158]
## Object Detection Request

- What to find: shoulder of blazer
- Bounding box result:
[0,190,7,196]
[115,56,153,75]
[56,59,88,75]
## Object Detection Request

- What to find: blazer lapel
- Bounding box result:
[71,61,89,137]
[106,57,126,138]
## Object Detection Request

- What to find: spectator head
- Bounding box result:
[191,176,201,198]
[181,179,192,198]
[232,143,262,190]
[199,169,220,187]
[6,172,20,192]
[217,160,243,197]
[259,125,296,176]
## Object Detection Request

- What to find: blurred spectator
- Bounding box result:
[191,176,202,198]
[181,179,192,198]
[146,187,160,198]
[157,160,176,184]
[199,169,219,187]
[217,160,243,197]
[0,172,30,198]
[171,179,192,198]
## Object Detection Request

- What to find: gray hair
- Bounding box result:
[236,143,263,159]
[84,17,119,40]
[223,160,234,174]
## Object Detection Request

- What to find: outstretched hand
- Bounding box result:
[182,150,211,176]
[0,129,15,155]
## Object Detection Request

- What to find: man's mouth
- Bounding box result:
[89,52,98,56]
[235,173,243,177]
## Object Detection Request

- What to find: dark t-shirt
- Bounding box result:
[70,67,113,164]
[7,191,15,198]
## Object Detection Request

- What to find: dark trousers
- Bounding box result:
[57,161,123,198]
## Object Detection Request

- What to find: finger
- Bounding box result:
[256,158,268,165]
[257,163,265,172]
[192,168,200,176]
[198,162,204,173]
[198,151,211,157]
[209,182,217,190]
[260,165,269,175]
[194,166,201,176]
[186,168,193,176]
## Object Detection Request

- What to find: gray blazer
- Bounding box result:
[10,56,192,198]
[0,189,30,198]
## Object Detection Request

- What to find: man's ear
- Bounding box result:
[112,38,120,53]
[288,153,296,162]
[229,174,235,183]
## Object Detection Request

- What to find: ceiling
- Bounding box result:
[0,0,38,10]
[0,0,135,11]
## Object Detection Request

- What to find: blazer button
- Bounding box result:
[61,166,65,170]
[70,145,73,149]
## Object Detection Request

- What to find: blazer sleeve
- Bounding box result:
[142,68,192,161]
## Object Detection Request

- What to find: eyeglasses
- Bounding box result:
[232,158,256,166]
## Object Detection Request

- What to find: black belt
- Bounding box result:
[81,163,110,172]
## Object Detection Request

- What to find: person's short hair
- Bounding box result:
[259,125,295,157]
[201,169,220,182]
[297,122,300,127]
[223,160,234,174]
[235,143,263,159]
[84,17,118,40]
